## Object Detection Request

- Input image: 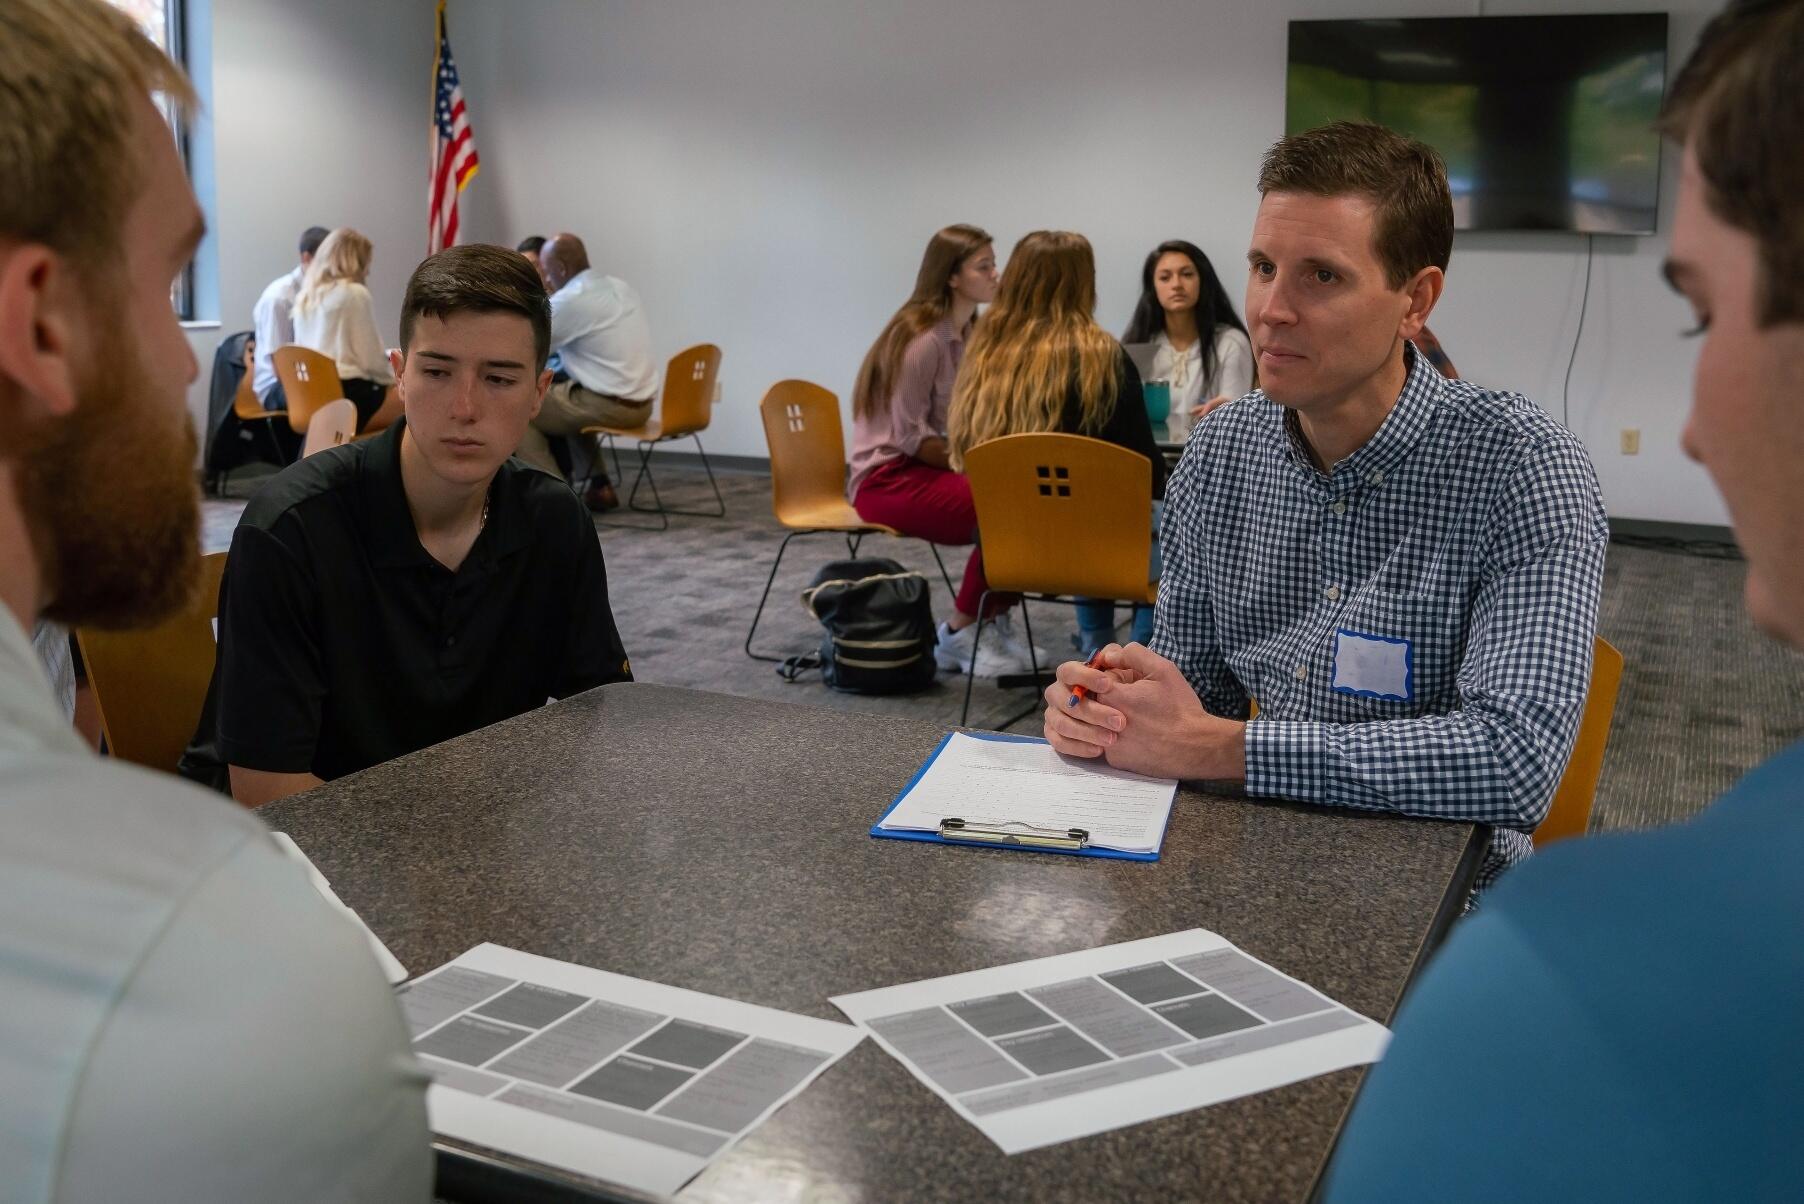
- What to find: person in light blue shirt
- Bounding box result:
[1324,2,1804,1199]
[0,4,430,1199]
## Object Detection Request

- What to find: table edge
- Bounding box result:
[1301,821,1491,1203]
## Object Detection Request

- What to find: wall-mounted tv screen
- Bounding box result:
[1287,14,1669,234]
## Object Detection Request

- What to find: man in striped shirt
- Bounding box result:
[1044,121,1607,892]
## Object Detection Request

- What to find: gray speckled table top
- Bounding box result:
[262,683,1482,1204]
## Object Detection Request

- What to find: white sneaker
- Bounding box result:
[934,621,1028,678]
[988,612,1050,673]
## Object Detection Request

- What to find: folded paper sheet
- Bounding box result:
[832,929,1387,1153]
[400,944,863,1195]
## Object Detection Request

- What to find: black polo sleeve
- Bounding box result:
[213,522,327,774]
[554,511,633,697]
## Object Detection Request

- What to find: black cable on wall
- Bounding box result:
[1562,233,1595,430]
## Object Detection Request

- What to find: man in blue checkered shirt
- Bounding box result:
[1044,122,1608,892]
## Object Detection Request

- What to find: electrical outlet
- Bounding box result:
[1620,428,1641,455]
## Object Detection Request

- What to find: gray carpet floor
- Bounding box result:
[204,460,1804,836]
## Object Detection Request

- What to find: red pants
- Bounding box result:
[852,457,1013,618]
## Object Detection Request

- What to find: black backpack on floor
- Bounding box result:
[778,557,937,695]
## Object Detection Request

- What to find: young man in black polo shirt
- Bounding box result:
[190,244,630,806]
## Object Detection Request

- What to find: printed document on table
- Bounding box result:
[877,732,1177,852]
[397,944,863,1196]
[831,929,1388,1154]
[271,831,408,984]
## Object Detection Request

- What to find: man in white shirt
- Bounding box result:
[519,232,659,511]
[0,3,430,1199]
[251,224,328,411]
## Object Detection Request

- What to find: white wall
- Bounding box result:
[182,0,432,441]
[198,0,1725,525]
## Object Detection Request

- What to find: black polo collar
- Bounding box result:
[357,419,533,572]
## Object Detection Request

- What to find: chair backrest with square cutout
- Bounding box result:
[273,345,345,434]
[963,432,1153,602]
[301,398,358,458]
[658,344,721,438]
[759,379,854,525]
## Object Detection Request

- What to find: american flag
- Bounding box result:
[428,0,479,254]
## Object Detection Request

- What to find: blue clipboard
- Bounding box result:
[870,731,1170,861]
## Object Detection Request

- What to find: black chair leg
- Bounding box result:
[993,599,1050,731]
[927,544,956,598]
[262,422,289,470]
[622,441,672,530]
[622,435,726,521]
[745,530,804,662]
[593,438,671,531]
[958,589,995,728]
[686,434,727,517]
[1020,600,1043,683]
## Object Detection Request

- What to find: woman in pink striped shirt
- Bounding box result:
[846,225,1036,677]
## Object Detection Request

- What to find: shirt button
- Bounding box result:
[1325,585,1341,602]
[1369,470,1385,485]
[1331,500,1347,516]
[1294,664,1308,681]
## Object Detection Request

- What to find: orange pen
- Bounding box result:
[1066,648,1107,707]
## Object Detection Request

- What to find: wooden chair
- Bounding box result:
[960,433,1158,726]
[745,379,953,662]
[274,344,401,439]
[582,344,726,530]
[1533,636,1625,847]
[215,337,291,492]
[301,398,358,458]
[272,345,345,435]
[75,552,228,775]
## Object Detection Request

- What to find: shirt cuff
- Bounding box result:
[1243,719,1328,803]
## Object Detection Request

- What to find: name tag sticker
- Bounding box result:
[1331,628,1413,701]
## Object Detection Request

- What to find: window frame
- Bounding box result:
[162,0,196,321]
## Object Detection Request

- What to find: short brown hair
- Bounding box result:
[0,0,197,276]
[1258,121,1453,290]
[400,244,553,370]
[1660,0,1804,327]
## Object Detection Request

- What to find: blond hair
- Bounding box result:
[295,228,374,318]
[0,0,197,277]
[852,224,992,421]
[947,231,1118,468]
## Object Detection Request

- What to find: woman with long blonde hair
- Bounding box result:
[291,227,395,430]
[948,230,1167,656]
[848,224,1036,678]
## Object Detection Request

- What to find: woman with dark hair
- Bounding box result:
[849,224,1038,677]
[1122,240,1254,417]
